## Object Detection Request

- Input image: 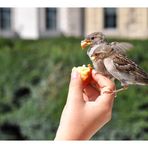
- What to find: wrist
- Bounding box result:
[54,125,92,140]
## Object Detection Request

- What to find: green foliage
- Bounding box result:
[0,37,147,140]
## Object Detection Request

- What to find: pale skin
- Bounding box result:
[55,69,116,140]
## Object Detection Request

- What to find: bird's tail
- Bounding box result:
[136,67,148,85]
[137,76,148,85]
[144,78,148,85]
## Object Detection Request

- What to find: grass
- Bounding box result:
[0,36,147,140]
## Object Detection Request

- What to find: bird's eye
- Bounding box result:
[91,37,95,40]
[94,53,99,56]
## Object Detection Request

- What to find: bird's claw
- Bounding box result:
[101,87,115,95]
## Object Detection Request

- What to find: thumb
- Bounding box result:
[67,69,84,104]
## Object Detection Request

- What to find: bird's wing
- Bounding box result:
[112,54,136,72]
[112,54,148,83]
[104,54,148,85]
[110,42,133,55]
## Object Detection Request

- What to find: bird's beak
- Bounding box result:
[81,39,92,49]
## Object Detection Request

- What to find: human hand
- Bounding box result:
[55,69,116,140]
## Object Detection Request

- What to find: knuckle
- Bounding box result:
[109,83,116,91]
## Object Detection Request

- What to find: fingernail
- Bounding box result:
[71,69,79,79]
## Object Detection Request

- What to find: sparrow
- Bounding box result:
[81,32,148,93]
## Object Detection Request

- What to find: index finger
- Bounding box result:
[92,70,116,107]
[92,70,116,92]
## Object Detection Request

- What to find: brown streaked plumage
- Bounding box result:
[81,32,148,93]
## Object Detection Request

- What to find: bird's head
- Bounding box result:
[81,32,105,49]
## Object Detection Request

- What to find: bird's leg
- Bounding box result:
[113,85,128,93]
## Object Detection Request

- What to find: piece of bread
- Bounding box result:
[72,64,92,86]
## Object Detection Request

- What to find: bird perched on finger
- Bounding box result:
[81,32,148,93]
[81,32,133,79]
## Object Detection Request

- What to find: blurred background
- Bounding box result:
[0,7,147,140]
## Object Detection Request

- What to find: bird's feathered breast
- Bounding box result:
[87,43,111,57]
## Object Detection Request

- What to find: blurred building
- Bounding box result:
[85,8,148,39]
[0,8,148,39]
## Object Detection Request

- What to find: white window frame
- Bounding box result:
[0,8,15,37]
[102,8,119,36]
[103,8,117,29]
[38,8,60,37]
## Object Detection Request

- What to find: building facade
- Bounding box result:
[0,8,148,39]
[85,8,148,39]
[0,8,83,39]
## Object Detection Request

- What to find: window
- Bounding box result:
[104,8,117,29]
[45,8,57,30]
[0,8,11,30]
